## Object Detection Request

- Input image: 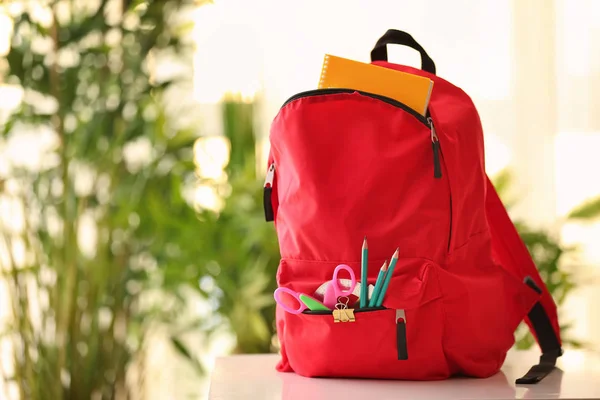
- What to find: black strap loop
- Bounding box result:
[370,29,436,75]
[515,349,562,384]
[516,277,563,384]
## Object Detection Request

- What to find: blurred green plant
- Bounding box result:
[492,170,600,349]
[193,99,280,354]
[0,1,203,399]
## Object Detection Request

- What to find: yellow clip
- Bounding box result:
[333,308,355,323]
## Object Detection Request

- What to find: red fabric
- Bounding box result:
[268,62,560,379]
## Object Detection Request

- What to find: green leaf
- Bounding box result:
[567,196,600,220]
[490,169,518,208]
[491,169,511,195]
[170,336,193,359]
[170,337,205,374]
[564,339,585,348]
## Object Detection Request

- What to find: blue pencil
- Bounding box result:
[375,248,399,307]
[368,261,388,307]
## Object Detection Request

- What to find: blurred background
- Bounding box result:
[0,0,599,399]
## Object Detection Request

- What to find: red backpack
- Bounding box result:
[263,29,562,383]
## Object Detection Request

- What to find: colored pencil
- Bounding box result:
[375,248,399,307]
[360,237,368,308]
[368,261,388,307]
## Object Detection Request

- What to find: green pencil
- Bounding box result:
[368,261,388,307]
[375,248,399,307]
[360,237,368,308]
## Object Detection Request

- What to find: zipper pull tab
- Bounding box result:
[264,163,275,188]
[263,163,275,222]
[396,309,408,360]
[428,117,442,179]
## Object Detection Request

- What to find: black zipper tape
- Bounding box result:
[281,88,429,127]
[302,306,386,316]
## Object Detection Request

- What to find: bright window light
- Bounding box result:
[192,1,261,102]
[555,132,600,216]
[484,132,512,177]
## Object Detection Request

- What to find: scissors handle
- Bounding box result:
[274,287,306,315]
[332,264,357,297]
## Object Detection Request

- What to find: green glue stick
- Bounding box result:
[299,294,330,311]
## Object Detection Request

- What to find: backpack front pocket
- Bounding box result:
[278,259,449,379]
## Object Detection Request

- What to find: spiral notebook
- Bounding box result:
[318,54,434,116]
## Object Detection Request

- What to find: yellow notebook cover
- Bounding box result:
[318,54,433,116]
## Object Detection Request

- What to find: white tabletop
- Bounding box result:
[209,350,600,400]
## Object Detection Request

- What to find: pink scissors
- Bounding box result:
[323,264,357,309]
[274,264,356,314]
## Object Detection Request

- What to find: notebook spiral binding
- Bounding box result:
[318,54,330,88]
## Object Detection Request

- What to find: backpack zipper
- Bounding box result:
[302,305,387,315]
[303,306,409,360]
[281,88,429,126]
[428,117,442,179]
[263,163,275,221]
[279,89,441,179]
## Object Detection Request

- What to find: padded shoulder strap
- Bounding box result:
[485,175,563,384]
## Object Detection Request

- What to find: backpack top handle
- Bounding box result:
[370,29,436,75]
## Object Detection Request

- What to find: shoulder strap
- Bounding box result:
[485,175,563,384]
